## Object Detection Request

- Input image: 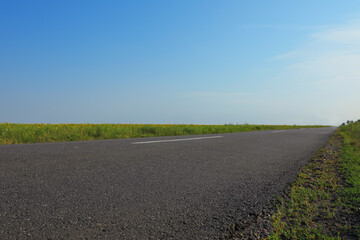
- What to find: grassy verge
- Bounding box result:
[269,121,360,239]
[0,123,326,145]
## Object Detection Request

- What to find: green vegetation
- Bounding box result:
[0,123,327,145]
[269,121,360,239]
[338,121,360,222]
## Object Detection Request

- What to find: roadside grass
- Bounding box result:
[269,121,360,239]
[339,122,360,236]
[0,123,326,145]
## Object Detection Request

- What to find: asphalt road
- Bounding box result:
[0,127,337,239]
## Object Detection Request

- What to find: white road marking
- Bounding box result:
[132,136,223,144]
[272,130,286,133]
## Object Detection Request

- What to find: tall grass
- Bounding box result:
[0,123,326,144]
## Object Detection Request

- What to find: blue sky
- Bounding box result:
[1,1,360,125]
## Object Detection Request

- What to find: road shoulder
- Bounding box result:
[224,128,360,239]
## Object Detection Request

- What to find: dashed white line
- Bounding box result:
[132,136,223,144]
[272,130,286,133]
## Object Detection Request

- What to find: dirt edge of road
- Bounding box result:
[223,130,359,239]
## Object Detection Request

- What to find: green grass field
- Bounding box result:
[0,123,326,145]
[269,121,360,239]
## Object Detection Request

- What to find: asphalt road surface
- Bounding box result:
[0,127,337,239]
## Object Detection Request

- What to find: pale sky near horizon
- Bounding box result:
[1,1,360,125]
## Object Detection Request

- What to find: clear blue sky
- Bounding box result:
[1,1,360,125]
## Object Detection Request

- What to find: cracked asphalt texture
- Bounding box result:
[0,127,337,239]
